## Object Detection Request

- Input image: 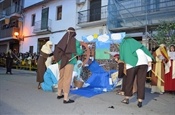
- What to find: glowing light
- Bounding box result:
[14,32,19,37]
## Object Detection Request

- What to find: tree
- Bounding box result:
[153,21,175,46]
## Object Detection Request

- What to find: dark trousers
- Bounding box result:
[121,75,126,92]
[125,65,148,100]
[6,67,12,73]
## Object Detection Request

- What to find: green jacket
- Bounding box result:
[119,38,154,66]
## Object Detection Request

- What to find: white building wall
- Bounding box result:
[50,0,77,31]
[21,0,108,53]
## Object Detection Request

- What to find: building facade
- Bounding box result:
[21,0,108,54]
[0,0,24,53]
[108,0,175,49]
[1,0,174,54]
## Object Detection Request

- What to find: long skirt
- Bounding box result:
[164,60,175,91]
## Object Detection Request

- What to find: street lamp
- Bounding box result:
[14,31,24,41]
[14,32,19,37]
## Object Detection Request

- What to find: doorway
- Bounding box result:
[37,37,49,54]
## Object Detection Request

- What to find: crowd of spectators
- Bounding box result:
[0,51,39,70]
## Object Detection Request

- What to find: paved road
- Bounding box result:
[0,67,175,115]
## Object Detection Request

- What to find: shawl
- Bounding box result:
[54,27,76,70]
[41,41,53,67]
[41,41,53,54]
[119,37,154,66]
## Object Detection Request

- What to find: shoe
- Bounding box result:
[57,95,64,99]
[63,99,74,104]
[159,92,163,94]
[137,101,142,108]
[121,98,129,104]
[10,73,12,75]
[6,72,8,74]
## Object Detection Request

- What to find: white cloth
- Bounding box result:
[41,41,53,67]
[165,60,171,74]
[41,41,53,54]
[168,51,175,78]
[126,49,152,70]
[45,56,53,67]
[172,60,175,79]
[168,52,175,60]
[48,63,59,81]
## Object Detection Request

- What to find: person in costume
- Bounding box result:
[37,41,53,89]
[113,54,137,96]
[151,44,169,94]
[119,37,153,108]
[5,50,13,74]
[41,60,83,92]
[41,63,59,91]
[73,60,83,81]
[164,44,175,92]
[113,54,126,95]
[71,60,83,88]
[53,27,84,104]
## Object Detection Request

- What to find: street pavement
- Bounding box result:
[0,67,175,115]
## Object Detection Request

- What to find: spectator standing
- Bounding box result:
[164,44,175,92]
[5,50,13,74]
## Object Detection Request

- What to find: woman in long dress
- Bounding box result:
[164,45,175,92]
[37,41,53,89]
[151,44,169,94]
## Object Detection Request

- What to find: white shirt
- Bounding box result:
[126,49,152,70]
[168,51,175,60]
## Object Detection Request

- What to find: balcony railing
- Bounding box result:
[33,19,52,34]
[0,4,22,19]
[77,5,108,24]
[0,27,19,38]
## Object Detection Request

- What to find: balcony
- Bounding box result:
[0,27,19,39]
[0,4,22,20]
[77,5,107,27]
[33,19,52,34]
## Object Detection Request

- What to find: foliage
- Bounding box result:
[153,21,175,46]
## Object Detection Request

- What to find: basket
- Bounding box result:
[74,80,84,88]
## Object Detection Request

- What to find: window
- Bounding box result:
[31,14,36,26]
[41,8,49,30]
[56,6,62,20]
[29,46,33,54]
[90,0,101,21]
